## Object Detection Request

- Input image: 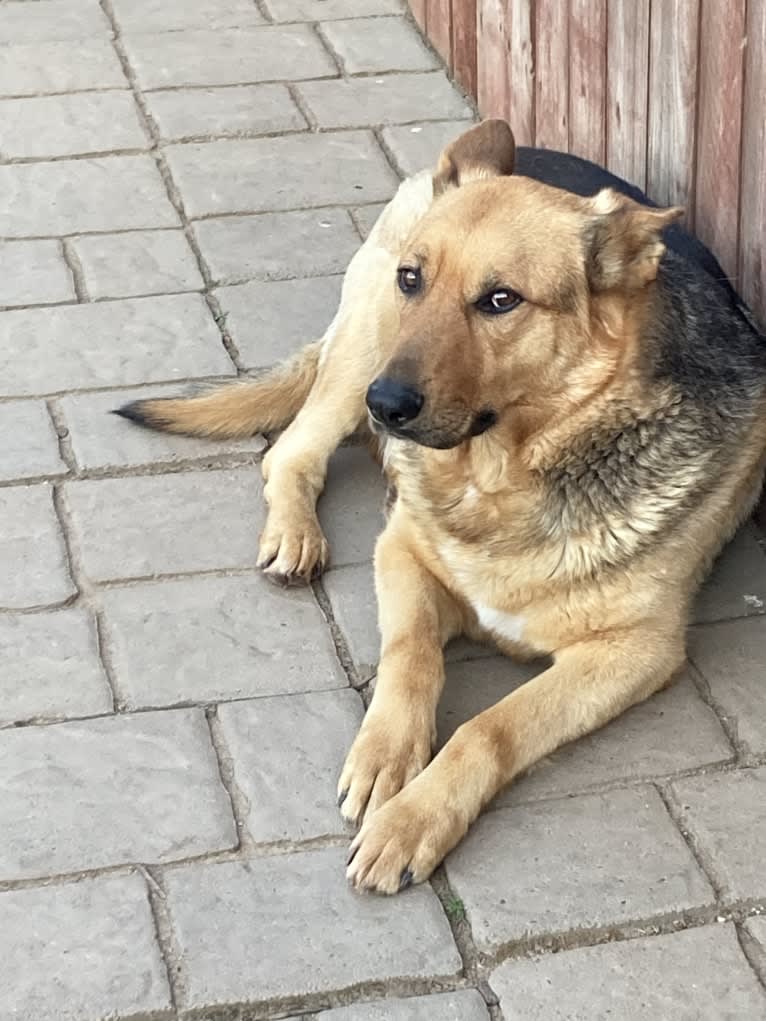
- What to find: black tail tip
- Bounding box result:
[111,401,151,426]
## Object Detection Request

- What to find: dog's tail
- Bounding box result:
[113,341,322,439]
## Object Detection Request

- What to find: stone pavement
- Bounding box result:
[0,1,765,1018]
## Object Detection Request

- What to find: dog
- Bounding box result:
[116,120,766,894]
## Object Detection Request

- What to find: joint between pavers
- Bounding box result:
[60,238,90,302]
[655,781,725,904]
[286,80,319,132]
[93,608,128,713]
[429,866,479,980]
[52,482,94,600]
[253,0,274,23]
[371,125,407,181]
[737,919,766,992]
[312,577,364,689]
[205,707,252,853]
[138,864,186,1015]
[686,659,752,763]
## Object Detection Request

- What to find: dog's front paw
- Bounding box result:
[257,509,329,585]
[338,709,432,825]
[346,778,466,894]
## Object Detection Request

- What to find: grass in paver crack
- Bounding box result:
[444,895,467,922]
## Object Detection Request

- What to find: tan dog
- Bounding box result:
[118,121,766,894]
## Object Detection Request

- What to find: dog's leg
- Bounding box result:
[338,516,463,822]
[346,628,685,893]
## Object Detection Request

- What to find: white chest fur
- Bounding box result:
[472,602,526,643]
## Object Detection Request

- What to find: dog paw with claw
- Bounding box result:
[256,511,329,585]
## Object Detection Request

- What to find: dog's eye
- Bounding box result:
[397,266,422,295]
[477,288,522,315]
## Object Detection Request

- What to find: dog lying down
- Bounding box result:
[116,121,766,894]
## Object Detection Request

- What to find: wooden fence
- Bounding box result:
[408,0,766,328]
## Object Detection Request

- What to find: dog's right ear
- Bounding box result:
[433,120,516,196]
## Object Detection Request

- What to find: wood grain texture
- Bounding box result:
[409,0,427,30]
[568,0,606,164]
[451,0,478,97]
[535,0,570,151]
[738,0,766,323]
[426,0,453,65]
[647,0,700,216]
[477,0,510,120]
[606,0,650,190]
[507,0,535,146]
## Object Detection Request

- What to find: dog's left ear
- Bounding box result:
[584,188,684,291]
[433,119,516,196]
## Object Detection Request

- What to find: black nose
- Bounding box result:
[366,377,424,428]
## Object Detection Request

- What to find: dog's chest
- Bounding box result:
[470,601,527,643]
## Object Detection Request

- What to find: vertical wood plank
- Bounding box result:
[535,0,570,151]
[647,0,700,216]
[507,0,535,146]
[569,0,606,164]
[694,0,746,278]
[452,0,478,97]
[477,0,510,119]
[426,0,453,66]
[606,0,650,189]
[409,0,427,31]
[739,0,766,323]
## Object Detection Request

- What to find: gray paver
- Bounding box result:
[322,17,440,74]
[382,120,478,175]
[668,767,766,903]
[689,617,766,755]
[0,485,75,609]
[165,131,399,216]
[491,925,766,1021]
[0,0,110,44]
[69,230,203,300]
[0,240,75,307]
[218,690,363,842]
[145,83,306,142]
[218,275,343,368]
[112,0,264,32]
[0,401,67,481]
[0,92,147,160]
[164,848,461,1009]
[309,991,491,1020]
[352,203,387,239]
[298,72,473,130]
[101,574,346,709]
[744,917,766,982]
[320,445,387,568]
[60,385,265,471]
[693,523,766,623]
[0,155,178,237]
[65,467,265,581]
[445,787,714,952]
[0,707,236,881]
[195,208,360,285]
[0,874,172,1021]
[0,608,111,726]
[0,39,126,97]
[264,0,406,19]
[124,25,336,90]
[0,294,231,396]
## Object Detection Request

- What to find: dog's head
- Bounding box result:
[366,120,682,449]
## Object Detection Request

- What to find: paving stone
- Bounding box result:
[322,16,440,74]
[218,690,362,842]
[0,294,231,396]
[0,708,236,881]
[693,524,766,623]
[668,767,766,903]
[145,83,306,142]
[69,230,203,300]
[0,155,178,237]
[445,787,714,952]
[101,574,346,708]
[164,848,461,1009]
[0,0,110,44]
[743,916,766,982]
[0,485,74,609]
[0,92,147,160]
[124,25,336,90]
[195,208,360,285]
[264,0,406,19]
[165,131,398,217]
[689,617,766,756]
[112,0,264,32]
[0,874,173,1021]
[65,467,265,581]
[491,924,766,1021]
[309,991,491,1020]
[60,385,265,471]
[0,608,111,726]
[298,72,473,130]
[0,39,126,98]
[352,202,387,239]
[0,401,67,481]
[0,240,74,307]
[382,120,477,175]
[218,275,343,368]
[320,445,387,568]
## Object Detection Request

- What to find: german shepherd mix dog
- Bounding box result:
[118,121,766,894]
